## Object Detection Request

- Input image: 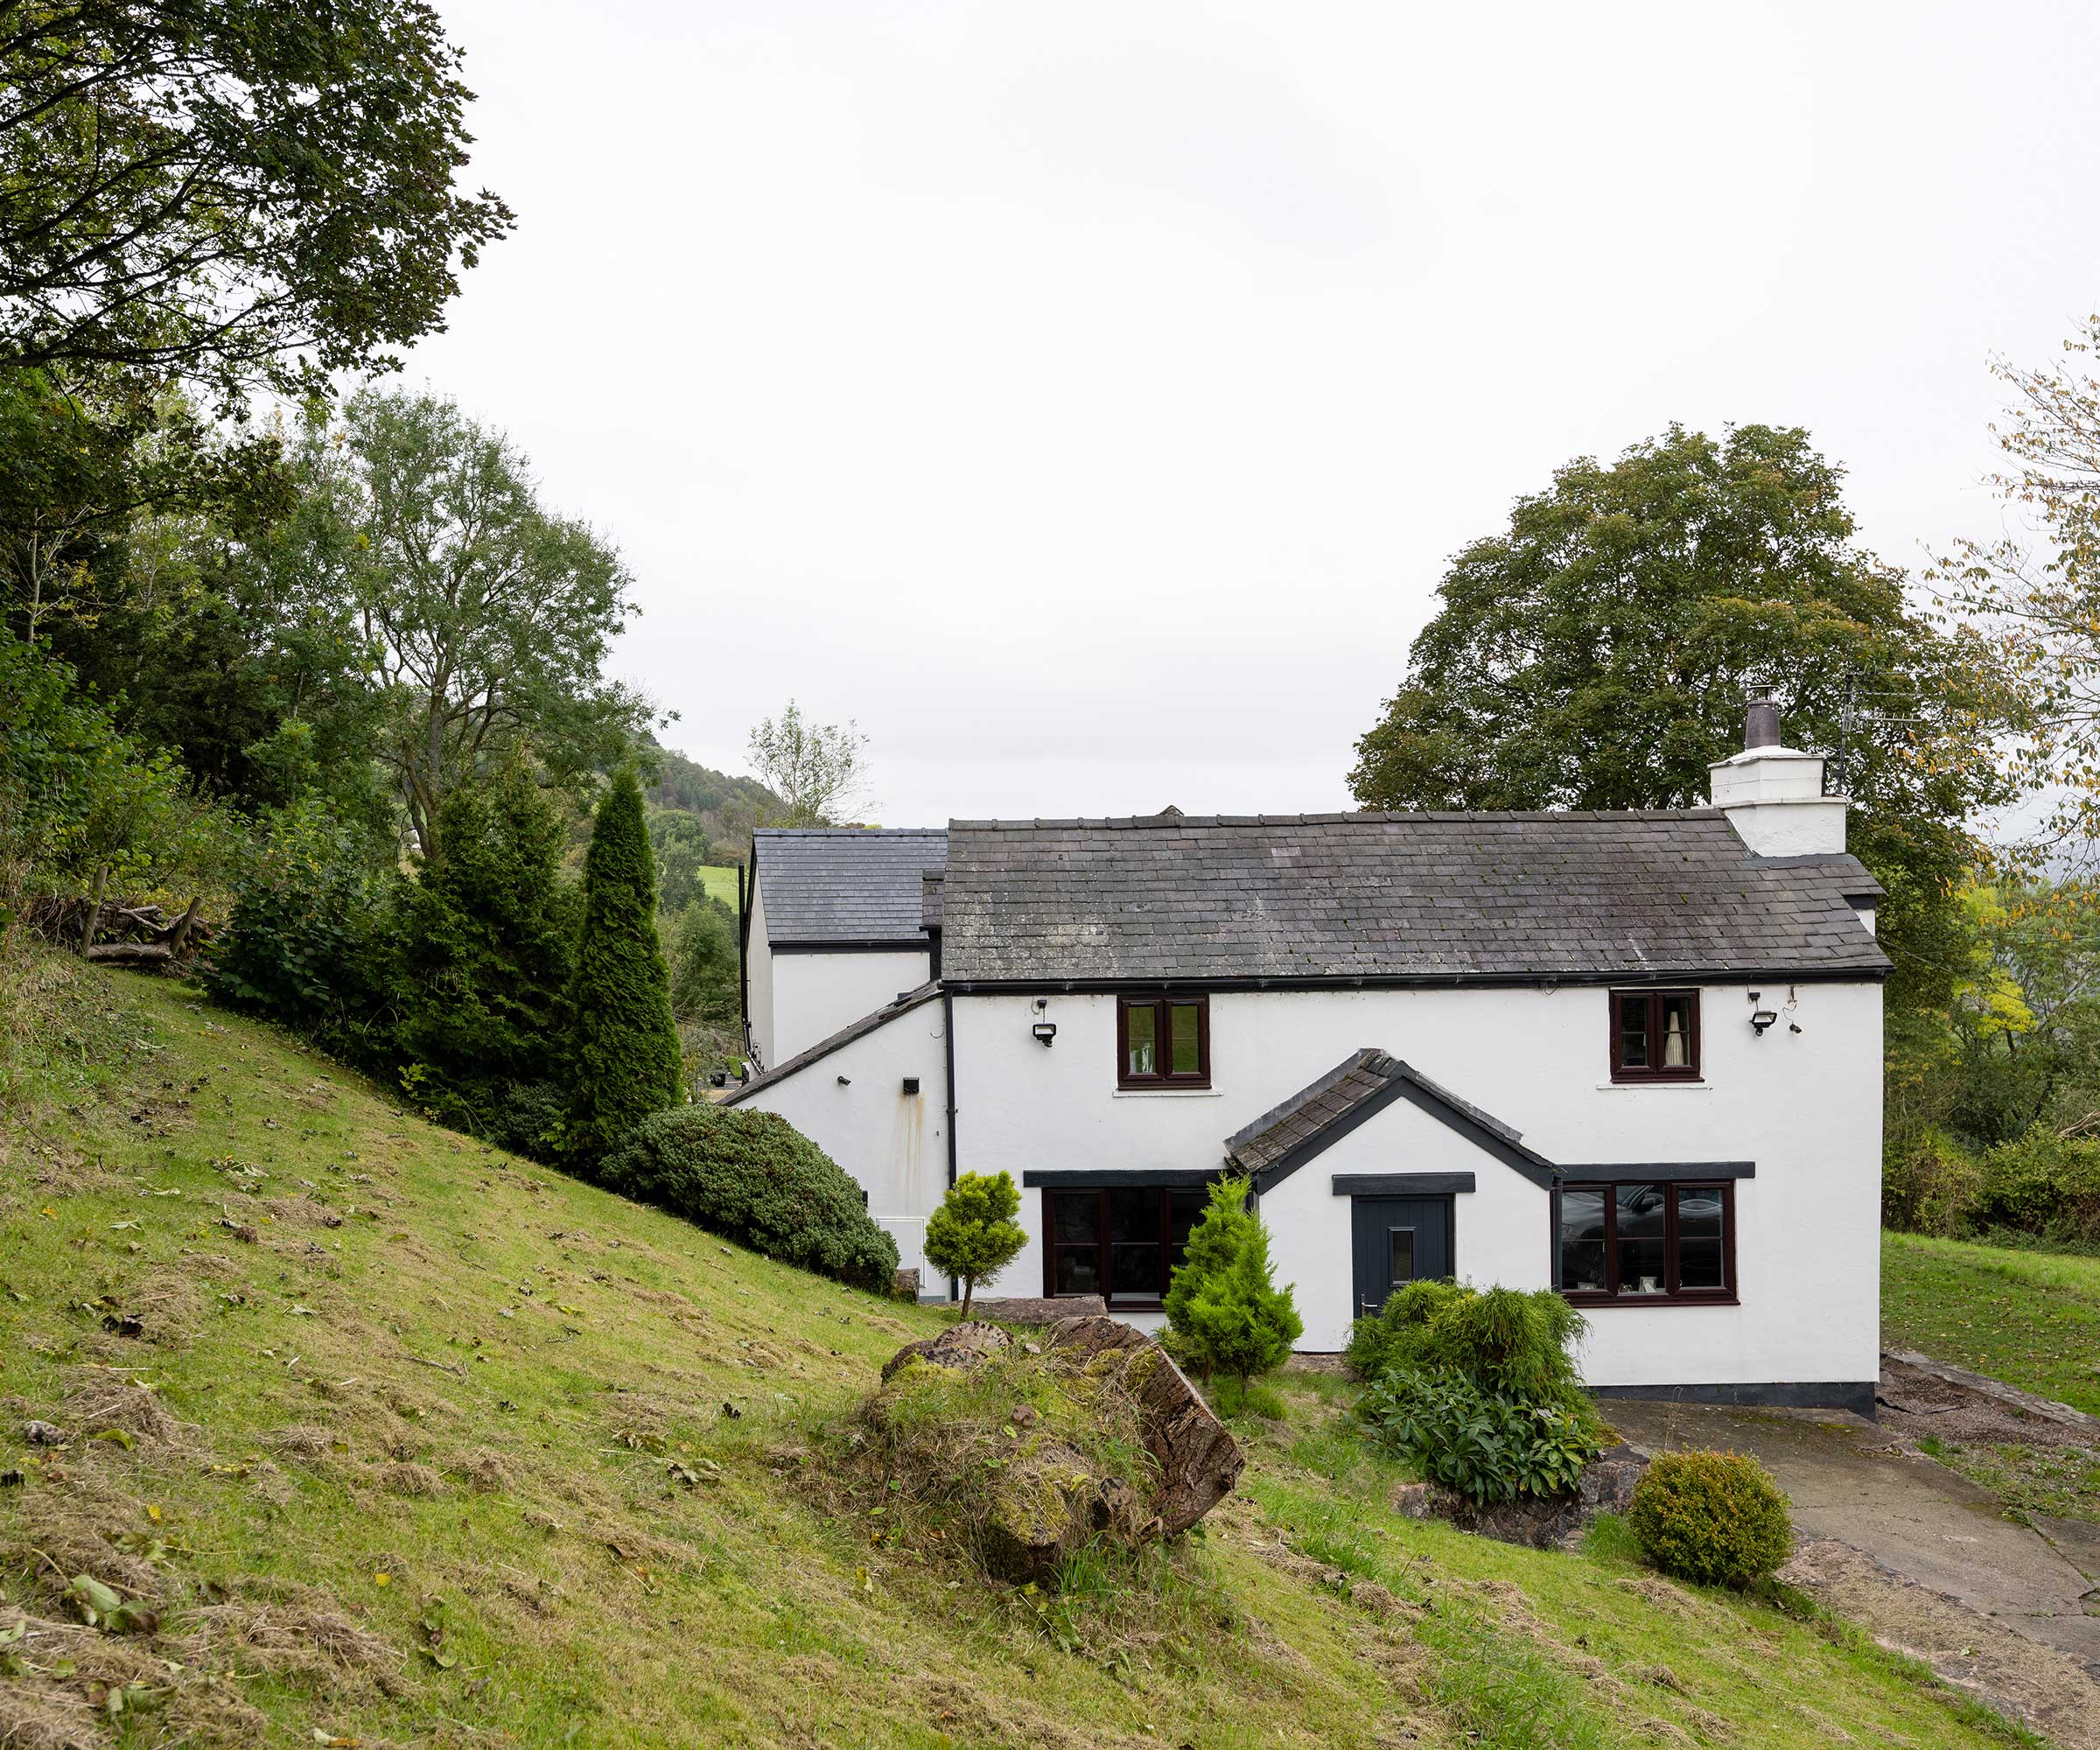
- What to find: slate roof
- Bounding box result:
[753,829,948,948]
[1223,1050,1552,1191]
[723,979,942,1103]
[937,812,1888,985]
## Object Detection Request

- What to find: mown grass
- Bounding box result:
[1882,1230,2100,1415]
[696,864,742,912]
[0,949,2034,1746]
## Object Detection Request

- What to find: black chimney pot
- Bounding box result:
[1744,698,1781,750]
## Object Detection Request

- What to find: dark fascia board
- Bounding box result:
[771,939,930,955]
[1250,1063,1558,1198]
[1560,1161,1757,1181]
[942,966,1887,994]
[1020,1167,1228,1189]
[1331,1172,1477,1196]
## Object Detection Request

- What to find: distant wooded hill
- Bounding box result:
[644,741,779,912]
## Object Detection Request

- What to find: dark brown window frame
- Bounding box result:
[1041,1184,1205,1310]
[1558,1180,1737,1306]
[1608,988,1702,1082]
[1116,993,1211,1089]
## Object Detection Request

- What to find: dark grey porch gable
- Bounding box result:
[936,811,1888,985]
[1222,1048,1558,1195]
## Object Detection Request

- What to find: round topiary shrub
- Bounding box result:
[598,1104,900,1292]
[1628,1449,1793,1588]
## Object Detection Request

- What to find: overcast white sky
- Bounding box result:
[400,1,2100,827]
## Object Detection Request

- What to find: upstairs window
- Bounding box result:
[1559,1180,1734,1304]
[1610,990,1699,1082]
[1118,995,1210,1088]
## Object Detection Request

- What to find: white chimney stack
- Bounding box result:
[1708,697,1848,857]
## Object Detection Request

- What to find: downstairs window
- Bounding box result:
[1558,1180,1734,1305]
[1044,1185,1208,1309]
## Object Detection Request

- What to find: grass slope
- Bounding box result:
[0,953,2027,1748]
[1882,1231,2100,1417]
[1883,1231,2100,1527]
[696,864,741,912]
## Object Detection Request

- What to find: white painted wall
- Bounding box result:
[744,878,774,1068]
[954,979,1883,1390]
[1260,1097,1551,1350]
[771,949,931,1063]
[733,998,949,1282]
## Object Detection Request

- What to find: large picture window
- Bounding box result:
[1609,990,1699,1082]
[1558,1180,1734,1304]
[1044,1185,1207,1308]
[1117,995,1210,1088]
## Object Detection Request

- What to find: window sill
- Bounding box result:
[1561,1294,1739,1309]
[1593,1080,1710,1092]
[1111,1087,1222,1099]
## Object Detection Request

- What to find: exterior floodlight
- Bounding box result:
[1749,1010,1779,1036]
[1032,1022,1058,1046]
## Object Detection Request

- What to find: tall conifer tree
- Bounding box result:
[568,767,682,1166]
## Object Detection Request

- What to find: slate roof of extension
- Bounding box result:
[938,811,1888,984]
[722,979,942,1104]
[1222,1048,1553,1191]
[753,828,948,947]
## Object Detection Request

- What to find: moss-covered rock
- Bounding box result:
[850,1318,1242,1589]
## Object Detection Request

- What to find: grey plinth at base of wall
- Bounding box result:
[968,1295,1108,1323]
[1592,1381,1879,1419]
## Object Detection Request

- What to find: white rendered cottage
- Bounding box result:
[731,708,1887,1413]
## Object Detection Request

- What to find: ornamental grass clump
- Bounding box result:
[1628,1449,1793,1588]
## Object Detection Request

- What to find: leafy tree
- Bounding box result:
[1163,1177,1302,1390]
[665,897,738,1029]
[746,700,872,827]
[1936,315,2100,860]
[567,768,682,1167]
[0,0,513,405]
[203,794,398,1069]
[922,1171,1025,1317]
[298,389,655,857]
[395,763,576,1157]
[1349,424,2011,1021]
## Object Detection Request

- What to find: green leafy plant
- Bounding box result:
[205,798,399,1071]
[1348,1280,1593,1418]
[1162,1177,1302,1392]
[1356,1369,1602,1506]
[568,768,683,1168]
[923,1171,1025,1317]
[1977,1124,2100,1247]
[597,1103,899,1292]
[1628,1449,1793,1588]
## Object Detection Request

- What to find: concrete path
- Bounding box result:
[1605,1398,2100,1743]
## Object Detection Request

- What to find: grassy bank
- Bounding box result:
[0,950,2030,1746]
[1882,1231,2100,1417]
[1882,1231,2100,1527]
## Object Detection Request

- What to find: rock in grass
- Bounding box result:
[880,1320,1014,1382]
[862,1315,1242,1587]
[1040,1315,1244,1537]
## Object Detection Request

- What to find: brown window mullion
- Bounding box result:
[1602,1189,1620,1297]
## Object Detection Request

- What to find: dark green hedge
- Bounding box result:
[598,1104,900,1293]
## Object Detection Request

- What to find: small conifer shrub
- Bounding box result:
[922,1171,1026,1317]
[1628,1449,1793,1588]
[1162,1177,1302,1391]
[567,767,682,1168]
